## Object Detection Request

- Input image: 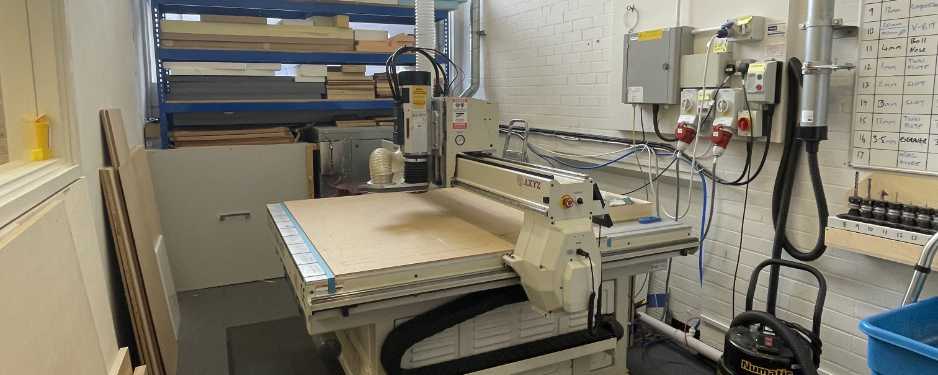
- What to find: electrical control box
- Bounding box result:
[441,97,497,186]
[738,109,762,138]
[745,60,782,104]
[680,52,733,88]
[623,26,694,104]
[678,89,700,126]
[713,88,745,129]
[725,16,766,42]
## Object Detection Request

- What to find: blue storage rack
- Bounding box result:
[152,0,453,148]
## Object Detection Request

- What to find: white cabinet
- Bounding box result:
[149,144,310,291]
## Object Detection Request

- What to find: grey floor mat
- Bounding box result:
[226,317,344,375]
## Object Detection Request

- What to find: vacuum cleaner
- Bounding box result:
[719,259,826,375]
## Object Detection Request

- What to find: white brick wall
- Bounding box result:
[466,1,938,374]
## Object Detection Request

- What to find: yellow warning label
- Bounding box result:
[637,29,664,42]
[412,86,428,106]
[711,38,729,53]
[749,62,766,74]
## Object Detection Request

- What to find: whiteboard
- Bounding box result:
[853,0,938,175]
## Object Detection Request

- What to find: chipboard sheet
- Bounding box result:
[854,0,938,174]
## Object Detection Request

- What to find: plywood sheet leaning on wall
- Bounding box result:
[0,193,108,375]
[101,167,165,375]
[101,109,178,375]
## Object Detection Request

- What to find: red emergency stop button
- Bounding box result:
[738,116,751,131]
[756,84,763,91]
[561,194,576,209]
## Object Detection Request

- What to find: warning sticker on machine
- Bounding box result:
[452,98,468,129]
[412,86,428,106]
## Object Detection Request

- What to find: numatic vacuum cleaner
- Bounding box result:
[720,260,826,375]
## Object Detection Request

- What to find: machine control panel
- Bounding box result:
[745,61,781,104]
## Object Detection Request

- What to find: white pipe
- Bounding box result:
[636,312,723,362]
[415,0,437,73]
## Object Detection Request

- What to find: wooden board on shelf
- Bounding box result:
[174,138,294,148]
[172,127,290,137]
[161,20,353,43]
[283,188,521,278]
[335,119,377,128]
[162,39,354,52]
[200,15,267,24]
[855,171,938,209]
[825,227,938,267]
[354,29,389,41]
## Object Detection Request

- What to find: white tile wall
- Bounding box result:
[467,0,938,374]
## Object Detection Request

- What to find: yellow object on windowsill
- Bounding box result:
[31,115,51,161]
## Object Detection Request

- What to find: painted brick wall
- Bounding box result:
[470,1,938,374]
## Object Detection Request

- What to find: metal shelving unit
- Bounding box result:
[151,0,452,148]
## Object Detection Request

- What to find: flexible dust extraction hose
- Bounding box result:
[766,58,829,313]
[415,0,437,74]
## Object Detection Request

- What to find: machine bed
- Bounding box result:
[267,188,697,318]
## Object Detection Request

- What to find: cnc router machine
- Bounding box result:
[267,80,699,374]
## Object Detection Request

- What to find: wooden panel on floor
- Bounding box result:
[102,108,177,375]
[101,167,165,375]
[110,347,132,375]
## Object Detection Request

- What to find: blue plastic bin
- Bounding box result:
[859,297,938,375]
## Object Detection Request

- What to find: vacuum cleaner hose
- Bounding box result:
[770,57,828,262]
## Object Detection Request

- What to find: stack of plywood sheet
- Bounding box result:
[160,20,354,52]
[373,73,394,98]
[100,109,178,375]
[334,116,396,128]
[167,76,325,101]
[279,15,350,28]
[295,64,327,83]
[164,62,280,76]
[335,119,379,128]
[171,127,294,148]
[355,32,415,52]
[327,66,376,100]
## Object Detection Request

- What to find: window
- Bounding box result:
[0,0,79,227]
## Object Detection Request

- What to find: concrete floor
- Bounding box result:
[175,278,714,375]
[176,278,300,375]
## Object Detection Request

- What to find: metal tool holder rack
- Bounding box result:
[151,0,452,148]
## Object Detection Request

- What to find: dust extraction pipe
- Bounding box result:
[460,0,482,97]
[636,312,723,362]
[415,0,437,73]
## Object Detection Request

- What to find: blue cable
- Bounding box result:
[530,146,644,170]
[657,152,709,286]
[529,145,710,286]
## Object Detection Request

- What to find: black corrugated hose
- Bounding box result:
[766,57,829,313]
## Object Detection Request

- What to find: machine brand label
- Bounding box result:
[517,176,542,190]
[739,359,793,375]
